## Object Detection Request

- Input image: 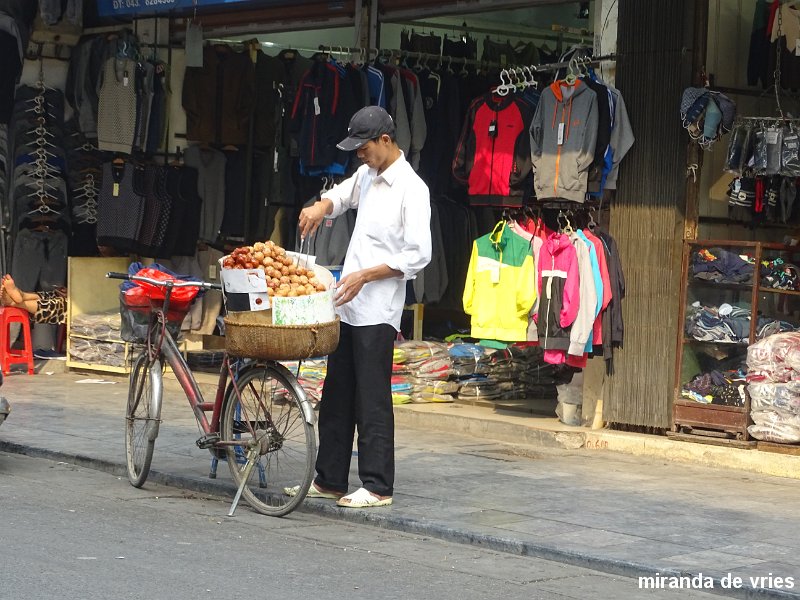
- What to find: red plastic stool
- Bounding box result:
[0,307,34,375]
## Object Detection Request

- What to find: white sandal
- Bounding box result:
[336,487,393,508]
[284,482,344,499]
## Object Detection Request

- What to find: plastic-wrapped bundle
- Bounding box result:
[748,382,800,413]
[392,393,412,405]
[725,122,751,174]
[414,356,453,380]
[449,344,514,377]
[752,127,768,171]
[391,376,412,395]
[765,126,783,175]
[411,379,459,395]
[748,409,800,443]
[457,377,503,401]
[411,392,454,403]
[747,331,800,378]
[782,127,800,176]
[450,344,492,377]
[394,340,449,364]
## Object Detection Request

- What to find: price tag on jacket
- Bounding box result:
[558,122,565,145]
[113,183,120,197]
[313,96,321,115]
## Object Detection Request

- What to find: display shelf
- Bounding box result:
[683,338,749,346]
[675,240,800,441]
[69,332,126,344]
[674,240,767,441]
[687,280,753,291]
[65,360,130,374]
[66,256,134,375]
[672,399,749,441]
[759,287,800,297]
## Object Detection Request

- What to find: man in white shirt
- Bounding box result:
[297,106,432,508]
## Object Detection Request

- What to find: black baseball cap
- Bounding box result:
[337,106,396,151]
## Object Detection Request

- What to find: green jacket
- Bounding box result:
[463,222,537,342]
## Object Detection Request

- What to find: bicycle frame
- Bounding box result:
[156,327,226,436]
[112,270,317,516]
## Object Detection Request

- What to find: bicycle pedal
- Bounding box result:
[196,433,220,449]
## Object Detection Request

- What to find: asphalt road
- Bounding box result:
[0,451,721,600]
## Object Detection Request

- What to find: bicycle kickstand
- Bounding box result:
[228,447,259,517]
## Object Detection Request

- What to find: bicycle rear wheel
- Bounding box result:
[125,353,163,487]
[220,364,315,516]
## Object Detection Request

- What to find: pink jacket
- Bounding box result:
[535,232,581,356]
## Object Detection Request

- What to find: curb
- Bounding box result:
[393,405,586,450]
[1,439,798,600]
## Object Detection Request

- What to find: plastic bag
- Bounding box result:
[119,292,184,344]
[748,409,800,443]
[752,127,768,172]
[782,127,800,176]
[765,126,784,175]
[746,331,800,376]
[127,267,200,304]
[725,123,750,174]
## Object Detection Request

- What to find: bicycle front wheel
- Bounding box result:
[221,365,315,517]
[125,353,163,487]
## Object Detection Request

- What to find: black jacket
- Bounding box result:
[290,59,359,174]
[183,45,255,145]
[596,228,625,373]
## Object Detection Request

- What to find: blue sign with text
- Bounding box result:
[96,0,255,18]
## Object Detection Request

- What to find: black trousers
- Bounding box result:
[315,322,396,497]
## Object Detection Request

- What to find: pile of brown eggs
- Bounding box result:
[222,241,326,297]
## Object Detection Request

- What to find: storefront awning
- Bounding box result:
[96,0,322,19]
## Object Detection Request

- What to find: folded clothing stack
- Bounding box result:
[681,369,746,406]
[685,302,751,344]
[280,359,327,405]
[761,256,800,291]
[691,247,754,283]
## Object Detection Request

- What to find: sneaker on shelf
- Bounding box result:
[33,349,66,361]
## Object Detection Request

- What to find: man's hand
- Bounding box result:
[298,199,333,239]
[333,271,368,307]
[333,265,403,307]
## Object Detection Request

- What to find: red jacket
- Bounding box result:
[452,93,534,206]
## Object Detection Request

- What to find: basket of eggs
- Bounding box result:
[221,241,340,361]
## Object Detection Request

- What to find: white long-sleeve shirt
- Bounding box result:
[324,152,432,330]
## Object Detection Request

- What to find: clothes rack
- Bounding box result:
[206,38,324,56]
[734,116,800,123]
[388,19,590,44]
[26,41,72,62]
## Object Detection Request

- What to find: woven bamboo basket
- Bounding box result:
[224,310,340,360]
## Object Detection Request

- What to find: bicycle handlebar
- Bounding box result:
[106,272,223,291]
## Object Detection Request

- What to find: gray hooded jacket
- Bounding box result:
[530,80,598,203]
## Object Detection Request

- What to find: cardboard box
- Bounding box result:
[219,266,270,312]
[219,251,336,325]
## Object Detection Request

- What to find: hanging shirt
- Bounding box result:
[97,56,138,154]
[324,152,432,331]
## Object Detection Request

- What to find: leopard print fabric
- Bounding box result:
[34,289,67,325]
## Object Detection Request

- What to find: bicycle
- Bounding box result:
[107,271,316,517]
